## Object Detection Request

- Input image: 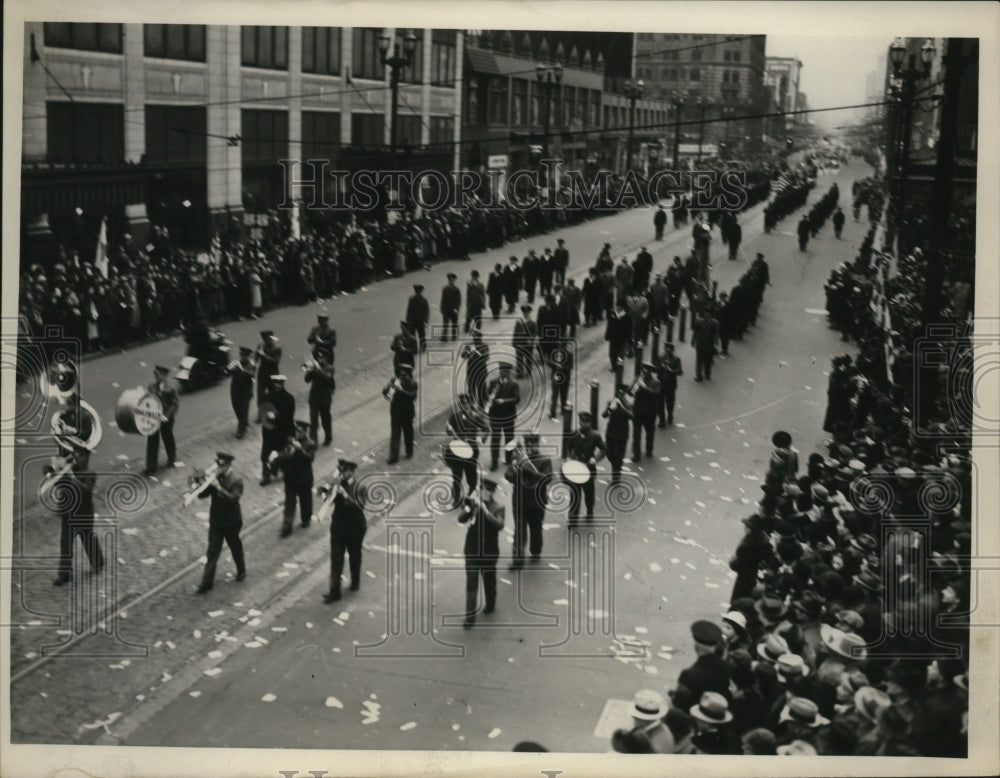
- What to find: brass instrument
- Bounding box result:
[382,376,400,401]
[506,438,541,476]
[626,376,643,396]
[268,438,299,474]
[315,476,345,523]
[51,399,103,452]
[303,358,320,375]
[183,462,220,506]
[39,455,74,501]
[459,486,484,522]
[484,380,501,414]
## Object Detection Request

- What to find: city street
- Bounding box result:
[10,158,871,750]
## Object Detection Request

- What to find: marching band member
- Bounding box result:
[460,477,505,629]
[304,350,336,446]
[657,342,684,428]
[505,433,552,569]
[196,451,245,594]
[460,326,490,407]
[565,411,607,526]
[547,342,574,422]
[631,363,662,462]
[53,390,96,462]
[260,375,295,486]
[513,304,538,379]
[306,311,336,363]
[47,448,104,586]
[144,364,179,476]
[603,386,635,485]
[255,330,282,423]
[486,362,520,471]
[322,459,367,603]
[384,364,418,465]
[390,320,419,372]
[228,346,256,439]
[445,393,488,507]
[271,420,317,537]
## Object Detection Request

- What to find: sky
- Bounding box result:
[766,34,891,130]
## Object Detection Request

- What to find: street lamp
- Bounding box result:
[536,62,564,199]
[671,93,685,169]
[379,28,418,149]
[695,97,707,164]
[623,78,645,173]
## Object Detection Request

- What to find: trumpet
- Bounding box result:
[315,476,345,523]
[303,358,319,374]
[183,462,220,506]
[506,438,541,477]
[39,455,74,501]
[459,487,483,521]
[382,376,400,401]
[626,376,642,396]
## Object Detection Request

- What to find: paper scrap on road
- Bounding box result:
[645,666,659,675]
[695,501,706,508]
[488,728,502,739]
[635,626,648,634]
[276,571,291,578]
[452,723,460,731]
[365,570,377,578]
[624,572,632,580]
[657,652,674,661]
[244,641,262,648]
[720,496,733,502]
[203,668,222,677]
[261,693,277,702]
[747,377,756,383]
[122,527,140,535]
[700,476,713,481]
[649,562,662,573]
[325,696,344,709]
[271,627,287,632]
[208,650,222,659]
[333,619,344,626]
[208,610,224,618]
[648,498,657,505]
[709,462,720,468]
[283,562,299,569]
[705,582,721,589]
[400,722,417,731]
[338,611,350,621]
[140,557,156,565]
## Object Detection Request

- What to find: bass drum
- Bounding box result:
[115,387,164,436]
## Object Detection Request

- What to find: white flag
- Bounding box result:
[94,216,109,278]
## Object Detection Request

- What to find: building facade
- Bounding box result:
[764,55,803,133]
[21,23,463,256]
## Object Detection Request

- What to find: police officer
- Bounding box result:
[565,411,607,525]
[445,393,488,507]
[503,256,522,313]
[441,273,462,342]
[322,459,367,603]
[487,263,505,319]
[536,295,562,369]
[522,249,539,303]
[384,363,418,465]
[48,448,104,586]
[634,246,653,291]
[460,477,505,629]
[833,206,846,239]
[486,362,520,471]
[553,239,570,285]
[631,363,661,461]
[538,248,555,298]
[227,346,256,439]
[406,284,430,352]
[602,387,634,485]
[255,330,282,423]
[513,304,538,379]
[506,432,552,569]
[465,270,486,333]
[390,320,419,372]
[271,419,317,537]
[304,350,335,446]
[144,365,180,475]
[692,311,719,382]
[654,204,667,240]
[658,342,683,427]
[728,220,742,261]
[606,302,632,372]
[797,215,810,252]
[260,375,295,486]
[306,312,336,363]
[717,292,735,357]
[195,451,245,594]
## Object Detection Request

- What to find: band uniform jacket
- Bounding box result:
[602,401,634,441]
[505,451,552,509]
[461,341,489,399]
[331,478,367,540]
[441,284,462,318]
[658,354,683,392]
[406,294,430,329]
[536,303,562,343]
[147,378,180,422]
[56,403,96,449]
[389,375,418,419]
[267,387,296,442]
[558,287,582,325]
[486,271,504,307]
[306,325,337,360]
[273,433,317,487]
[466,279,486,317]
[446,408,487,459]
[513,317,538,352]
[502,264,522,298]
[485,376,520,419]
[632,375,662,417]
[229,357,255,401]
[692,314,719,353]
[56,467,96,519]
[305,361,336,404]
[567,429,607,478]
[554,245,570,274]
[257,342,282,386]
[677,652,734,703]
[462,495,505,559]
[198,469,244,529]
[390,331,418,369]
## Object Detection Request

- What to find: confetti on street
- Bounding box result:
[208,650,222,659]
[189,691,201,698]
[400,722,417,731]
[208,610,224,618]
[325,696,344,708]
[488,728,502,739]
[261,693,277,702]
[203,668,221,677]
[648,562,662,572]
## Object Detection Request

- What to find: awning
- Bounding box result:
[21,163,147,217]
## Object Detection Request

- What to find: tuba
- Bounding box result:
[51,399,103,453]
[183,462,220,506]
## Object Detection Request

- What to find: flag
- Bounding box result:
[94,216,109,279]
[210,232,222,265]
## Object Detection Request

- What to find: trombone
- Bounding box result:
[315,476,345,523]
[183,462,220,506]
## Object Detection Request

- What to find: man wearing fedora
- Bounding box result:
[776,696,830,747]
[612,690,675,754]
[196,451,245,594]
[322,459,368,603]
[689,692,740,754]
[460,477,505,629]
[440,273,462,342]
[406,284,430,352]
[144,364,180,476]
[678,620,733,703]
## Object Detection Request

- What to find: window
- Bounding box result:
[43,23,122,53]
[394,115,422,145]
[724,50,732,62]
[144,25,205,61]
[690,68,700,81]
[47,102,124,163]
[575,88,586,123]
[669,68,678,81]
[302,110,342,160]
[603,105,611,128]
[489,79,508,124]
[691,48,701,61]
[241,109,288,163]
[731,71,739,85]
[548,87,559,126]
[467,77,487,124]
[590,90,600,126]
[242,26,288,69]
[145,106,207,164]
[563,86,574,125]
[351,112,385,144]
[302,27,341,75]
[734,51,741,62]
[401,30,424,85]
[431,30,457,86]
[351,28,385,80]
[530,85,540,125]
[429,116,454,145]
[512,80,526,125]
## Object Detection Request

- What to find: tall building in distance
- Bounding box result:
[764,55,803,133]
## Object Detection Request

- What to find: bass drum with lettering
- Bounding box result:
[115,387,164,436]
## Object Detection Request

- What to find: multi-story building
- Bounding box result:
[633,33,769,159]
[764,55,803,133]
[21,23,462,256]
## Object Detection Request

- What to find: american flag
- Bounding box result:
[773,173,791,194]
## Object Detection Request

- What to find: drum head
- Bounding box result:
[561,459,591,484]
[133,393,164,436]
[449,439,474,460]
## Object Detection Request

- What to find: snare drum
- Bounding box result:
[560,459,592,485]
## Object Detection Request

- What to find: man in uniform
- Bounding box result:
[797,215,811,252]
[322,459,368,603]
[654,204,668,240]
[560,278,582,338]
[677,620,733,702]
[486,362,520,471]
[144,365,180,475]
[406,284,430,352]
[48,447,104,586]
[304,350,335,446]
[306,312,336,363]
[445,394,488,507]
[565,411,607,525]
[53,389,96,461]
[513,304,538,379]
[460,326,490,407]
[506,432,552,569]
[465,269,486,333]
[606,301,632,373]
[441,273,462,342]
[583,268,603,327]
[602,387,634,485]
[255,330,282,423]
[833,206,846,239]
[487,263,505,320]
[384,363,418,465]
[390,321,419,372]
[717,292,735,357]
[548,341,573,422]
[634,246,653,291]
[227,346,256,439]
[260,375,295,485]
[728,219,743,261]
[460,477,505,628]
[196,451,245,594]
[692,309,719,382]
[538,248,556,298]
[271,419,317,537]
[536,294,562,372]
[522,250,539,304]
[631,363,661,461]
[553,238,570,285]
[658,342,683,427]
[502,256,522,313]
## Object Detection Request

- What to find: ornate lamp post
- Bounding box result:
[379,29,418,148]
[623,78,645,173]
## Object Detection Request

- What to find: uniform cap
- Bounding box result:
[337,459,357,470]
[317,311,329,319]
[447,273,457,281]
[154,364,170,375]
[691,619,724,647]
[216,451,235,462]
[482,478,499,491]
[239,346,254,355]
[771,431,792,448]
[413,284,425,292]
[578,411,593,422]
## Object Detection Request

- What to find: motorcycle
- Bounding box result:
[176,323,232,392]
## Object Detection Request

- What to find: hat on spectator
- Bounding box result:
[839,669,870,695]
[689,692,733,725]
[849,534,878,555]
[629,689,668,721]
[756,633,790,663]
[317,311,329,320]
[399,320,411,330]
[664,707,693,740]
[771,431,792,448]
[270,374,287,382]
[721,611,748,635]
[482,478,499,492]
[780,697,829,728]
[953,672,968,691]
[885,661,926,692]
[792,590,825,621]
[775,653,810,682]
[578,411,593,422]
[756,595,788,623]
[853,687,892,722]
[742,514,767,532]
[848,458,866,473]
[776,739,818,756]
[811,483,830,502]
[855,569,882,593]
[820,624,868,661]
[835,610,865,633]
[690,620,724,647]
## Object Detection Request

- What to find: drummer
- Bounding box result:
[445,393,488,508]
[565,411,607,525]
